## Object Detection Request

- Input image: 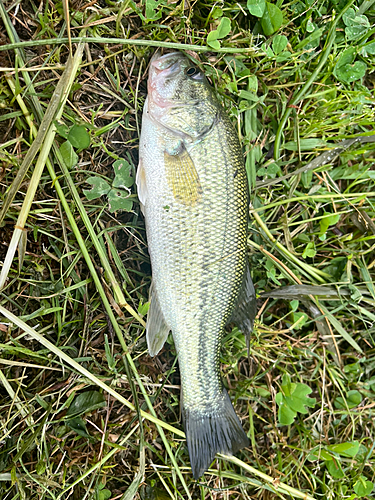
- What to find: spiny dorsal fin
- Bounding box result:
[164,144,202,206]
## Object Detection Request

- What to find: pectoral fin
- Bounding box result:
[231,262,256,354]
[136,159,147,212]
[164,144,202,206]
[146,282,170,357]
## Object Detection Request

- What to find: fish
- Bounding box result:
[137,50,256,479]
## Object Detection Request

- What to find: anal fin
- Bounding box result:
[146,282,170,357]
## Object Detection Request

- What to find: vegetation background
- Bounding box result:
[0,0,374,498]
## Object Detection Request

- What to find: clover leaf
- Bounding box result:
[343,8,370,41]
[83,158,134,213]
[275,374,316,425]
[59,141,79,169]
[207,17,231,50]
[67,124,90,151]
[66,391,106,418]
[84,177,111,201]
[260,2,283,36]
[319,212,340,239]
[334,389,362,409]
[108,188,133,212]
[272,34,288,54]
[247,0,266,17]
[354,476,373,497]
[112,159,135,189]
[334,47,367,84]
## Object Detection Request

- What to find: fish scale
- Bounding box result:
[137,51,256,478]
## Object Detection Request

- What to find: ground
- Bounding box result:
[0,0,374,499]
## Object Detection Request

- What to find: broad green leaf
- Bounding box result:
[336,60,367,83]
[290,300,299,312]
[327,441,360,458]
[36,460,46,475]
[343,361,361,376]
[145,0,162,20]
[261,41,274,57]
[272,34,288,54]
[224,56,251,77]
[99,490,111,500]
[308,447,332,461]
[362,41,375,55]
[291,311,308,330]
[112,159,135,189]
[334,390,362,409]
[276,51,291,63]
[207,38,221,50]
[302,242,316,258]
[207,17,231,47]
[138,301,150,316]
[334,47,367,84]
[276,374,316,424]
[319,212,340,237]
[248,75,258,92]
[261,2,283,36]
[212,7,223,19]
[279,373,295,397]
[255,386,271,397]
[239,90,259,102]
[107,188,133,213]
[284,383,316,414]
[353,476,373,497]
[66,416,90,437]
[97,484,112,500]
[343,8,370,40]
[325,459,344,478]
[59,140,78,169]
[275,392,296,425]
[343,8,369,27]
[66,390,106,417]
[247,0,266,17]
[54,121,70,139]
[67,124,90,150]
[215,17,231,38]
[83,176,111,201]
[306,19,315,33]
[345,24,369,40]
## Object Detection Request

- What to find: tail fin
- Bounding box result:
[183,389,249,479]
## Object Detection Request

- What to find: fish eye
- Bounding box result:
[186,67,202,79]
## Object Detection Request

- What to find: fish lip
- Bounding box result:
[150,51,185,74]
[148,51,186,101]
[150,50,183,65]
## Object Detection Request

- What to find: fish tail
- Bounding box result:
[183,389,249,479]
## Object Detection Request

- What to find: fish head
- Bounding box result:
[147,51,218,140]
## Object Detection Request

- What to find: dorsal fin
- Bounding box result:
[231,262,256,353]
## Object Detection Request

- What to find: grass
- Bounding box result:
[0,0,374,498]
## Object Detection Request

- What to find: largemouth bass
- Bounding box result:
[137,51,256,478]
